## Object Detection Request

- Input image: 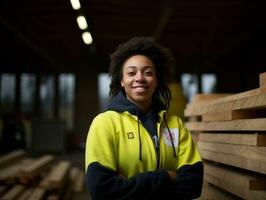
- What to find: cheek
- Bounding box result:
[152,78,158,88]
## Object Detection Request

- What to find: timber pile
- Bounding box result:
[185,72,266,199]
[0,149,86,200]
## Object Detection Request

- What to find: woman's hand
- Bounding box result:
[167,170,177,181]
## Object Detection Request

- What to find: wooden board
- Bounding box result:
[20,155,54,178]
[17,189,34,200]
[198,141,266,174]
[186,118,266,131]
[185,89,266,117]
[39,160,70,190]
[27,188,45,200]
[191,94,231,103]
[202,109,266,122]
[0,150,26,168]
[1,185,25,200]
[0,158,34,183]
[260,72,266,88]
[204,162,266,199]
[200,182,242,200]
[199,133,266,146]
[73,170,85,192]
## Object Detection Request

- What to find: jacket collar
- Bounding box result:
[107,91,166,117]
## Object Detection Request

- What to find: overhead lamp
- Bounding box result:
[82,32,93,45]
[76,16,88,30]
[70,0,81,10]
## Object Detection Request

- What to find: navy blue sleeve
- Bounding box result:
[86,161,203,200]
[158,161,204,199]
[86,162,171,200]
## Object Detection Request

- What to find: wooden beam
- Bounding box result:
[153,0,173,40]
[185,88,266,117]
[17,189,34,200]
[186,118,266,131]
[20,155,54,184]
[0,158,34,184]
[27,188,45,200]
[202,109,266,122]
[39,161,70,190]
[201,182,241,200]
[260,72,266,88]
[198,141,266,174]
[1,185,26,200]
[199,133,266,147]
[0,150,26,168]
[0,16,57,67]
[73,170,85,192]
[204,162,266,199]
[191,93,231,103]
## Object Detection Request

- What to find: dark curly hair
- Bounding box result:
[109,36,176,109]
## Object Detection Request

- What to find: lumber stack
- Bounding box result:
[185,72,266,199]
[0,149,86,200]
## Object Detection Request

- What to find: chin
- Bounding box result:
[133,96,149,103]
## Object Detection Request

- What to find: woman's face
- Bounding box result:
[121,55,157,111]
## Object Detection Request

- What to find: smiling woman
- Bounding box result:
[85,37,203,200]
[121,55,158,113]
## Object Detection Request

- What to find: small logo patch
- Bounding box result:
[127,132,134,139]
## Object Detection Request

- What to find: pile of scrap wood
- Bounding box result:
[185,72,266,199]
[0,149,86,200]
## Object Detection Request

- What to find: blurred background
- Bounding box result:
[0,0,265,174]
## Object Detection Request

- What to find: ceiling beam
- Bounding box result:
[153,0,173,41]
[0,16,57,68]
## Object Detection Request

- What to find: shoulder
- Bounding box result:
[163,112,187,131]
[164,112,184,123]
[94,110,120,119]
[90,111,123,127]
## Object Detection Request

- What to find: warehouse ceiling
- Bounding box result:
[1,0,266,73]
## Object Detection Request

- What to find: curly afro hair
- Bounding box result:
[109,36,176,109]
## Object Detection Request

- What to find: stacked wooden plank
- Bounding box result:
[185,72,266,199]
[0,150,86,200]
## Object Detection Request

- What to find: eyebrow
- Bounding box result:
[125,65,154,69]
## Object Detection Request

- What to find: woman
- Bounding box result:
[85,37,203,200]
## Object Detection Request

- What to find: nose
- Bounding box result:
[135,72,145,81]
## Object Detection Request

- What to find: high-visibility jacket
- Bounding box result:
[85,92,203,200]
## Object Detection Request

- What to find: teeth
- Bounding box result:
[134,87,146,92]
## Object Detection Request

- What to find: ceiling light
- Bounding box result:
[82,32,93,45]
[76,16,88,30]
[70,0,81,10]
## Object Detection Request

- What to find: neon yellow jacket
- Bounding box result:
[85,92,203,199]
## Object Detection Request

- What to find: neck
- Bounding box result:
[130,99,152,114]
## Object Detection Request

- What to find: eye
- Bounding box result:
[127,71,136,76]
[144,71,153,76]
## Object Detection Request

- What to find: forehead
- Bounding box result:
[123,55,155,69]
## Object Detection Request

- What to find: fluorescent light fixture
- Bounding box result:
[82,32,93,45]
[76,16,88,30]
[70,0,81,10]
